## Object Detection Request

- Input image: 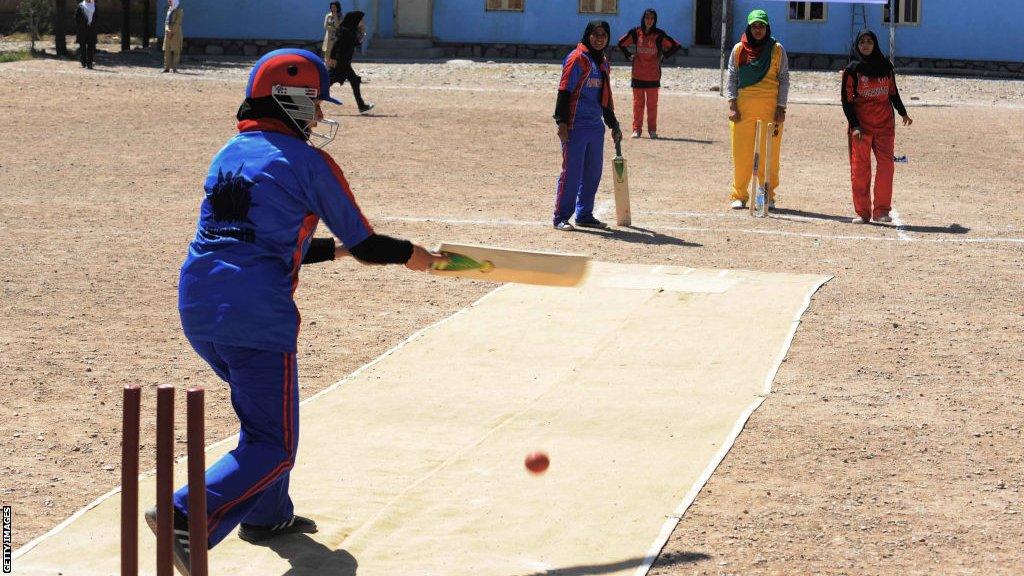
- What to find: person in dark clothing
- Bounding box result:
[327,11,375,114]
[840,29,912,224]
[75,0,98,69]
[617,8,681,139]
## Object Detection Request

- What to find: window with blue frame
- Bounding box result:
[884,0,920,24]
[486,0,524,11]
[788,2,826,22]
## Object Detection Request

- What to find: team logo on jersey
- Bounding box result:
[208,166,258,225]
[586,77,603,88]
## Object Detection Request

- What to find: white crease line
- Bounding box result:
[890,208,914,242]
[378,214,1024,245]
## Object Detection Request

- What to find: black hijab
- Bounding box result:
[340,10,364,31]
[640,8,658,33]
[581,20,611,61]
[849,29,892,78]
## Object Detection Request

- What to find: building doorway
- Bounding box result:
[394,0,432,38]
[695,0,715,46]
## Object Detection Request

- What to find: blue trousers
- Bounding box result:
[553,124,605,224]
[173,339,299,547]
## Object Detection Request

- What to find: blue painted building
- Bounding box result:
[164,1,1023,64]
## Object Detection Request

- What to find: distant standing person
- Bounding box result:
[328,11,375,114]
[75,0,97,69]
[163,0,183,73]
[617,8,680,139]
[726,9,789,210]
[841,30,912,224]
[322,2,341,58]
[551,20,623,231]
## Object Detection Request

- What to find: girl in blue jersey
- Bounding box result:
[552,20,623,231]
[154,49,445,573]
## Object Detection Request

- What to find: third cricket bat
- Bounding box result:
[612,140,631,226]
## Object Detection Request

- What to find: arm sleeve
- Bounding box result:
[889,73,908,117]
[602,107,620,131]
[554,56,580,124]
[348,234,414,264]
[306,150,374,250]
[726,45,740,101]
[841,69,860,129]
[553,90,571,124]
[660,33,682,59]
[617,31,634,60]
[301,237,336,264]
[776,44,790,107]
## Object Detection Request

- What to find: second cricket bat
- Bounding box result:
[612,140,631,226]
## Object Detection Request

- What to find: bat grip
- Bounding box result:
[614,140,622,157]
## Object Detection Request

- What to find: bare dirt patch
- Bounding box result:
[1,49,1022,574]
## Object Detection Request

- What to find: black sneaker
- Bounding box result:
[238,515,318,543]
[145,506,192,576]
[553,220,575,231]
[574,217,608,229]
[358,103,375,114]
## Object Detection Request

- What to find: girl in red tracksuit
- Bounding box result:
[617,8,680,139]
[841,30,913,224]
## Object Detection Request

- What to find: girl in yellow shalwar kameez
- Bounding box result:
[727,9,790,209]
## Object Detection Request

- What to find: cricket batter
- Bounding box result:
[552,20,623,231]
[153,49,445,573]
[727,9,789,209]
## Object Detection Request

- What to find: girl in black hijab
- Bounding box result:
[841,30,912,224]
[328,11,375,114]
[550,20,622,231]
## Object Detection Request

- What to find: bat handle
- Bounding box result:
[614,140,622,158]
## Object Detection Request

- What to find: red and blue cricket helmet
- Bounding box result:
[245,48,341,105]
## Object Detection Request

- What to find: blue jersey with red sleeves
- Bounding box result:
[179,122,373,352]
[558,44,613,130]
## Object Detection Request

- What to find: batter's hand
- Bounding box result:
[774,106,786,124]
[901,115,913,127]
[611,127,623,144]
[557,123,569,143]
[728,100,740,123]
[851,128,863,141]
[406,244,446,272]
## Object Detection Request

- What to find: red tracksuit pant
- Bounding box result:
[632,87,660,134]
[848,129,895,220]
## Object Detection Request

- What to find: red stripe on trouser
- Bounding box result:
[632,88,659,133]
[553,141,570,222]
[206,353,295,535]
[849,129,896,219]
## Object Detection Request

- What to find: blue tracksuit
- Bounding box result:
[554,44,614,224]
[175,118,372,547]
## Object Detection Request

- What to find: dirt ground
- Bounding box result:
[1,44,1022,575]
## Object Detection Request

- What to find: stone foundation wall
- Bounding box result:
[175,38,1024,78]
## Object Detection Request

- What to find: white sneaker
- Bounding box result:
[648,131,658,139]
[875,215,892,223]
[730,199,745,209]
[630,131,641,139]
[851,216,867,224]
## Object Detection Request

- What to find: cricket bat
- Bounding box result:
[430,243,589,287]
[749,120,762,217]
[612,140,631,226]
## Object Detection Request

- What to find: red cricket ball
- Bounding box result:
[524,451,550,474]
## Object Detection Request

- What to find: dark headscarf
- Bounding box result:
[581,20,611,61]
[340,10,364,31]
[849,29,893,78]
[641,8,658,33]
